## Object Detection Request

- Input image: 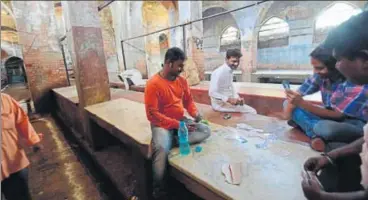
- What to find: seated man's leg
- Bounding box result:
[212,100,257,114]
[238,104,257,114]
[313,119,365,143]
[286,104,321,138]
[151,125,174,185]
[182,118,211,144]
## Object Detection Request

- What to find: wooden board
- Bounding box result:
[169,126,318,200]
[85,98,152,146]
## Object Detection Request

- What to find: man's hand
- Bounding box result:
[227,98,238,105]
[304,156,330,173]
[302,174,324,200]
[285,90,304,106]
[236,98,244,106]
[186,124,196,132]
[194,114,203,123]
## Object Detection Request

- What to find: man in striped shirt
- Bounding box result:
[284,46,366,152]
[302,10,368,200]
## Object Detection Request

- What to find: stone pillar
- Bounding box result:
[12,1,68,113]
[62,1,111,148]
[190,1,205,81]
[176,1,203,85]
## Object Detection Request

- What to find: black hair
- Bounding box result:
[322,11,368,61]
[226,49,242,59]
[164,47,186,64]
[310,46,336,71]
[310,46,345,80]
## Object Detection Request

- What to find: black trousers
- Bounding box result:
[318,154,363,193]
[1,168,32,200]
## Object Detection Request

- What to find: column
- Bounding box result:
[12,1,68,113]
[62,1,111,148]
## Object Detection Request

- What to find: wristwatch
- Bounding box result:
[321,153,335,166]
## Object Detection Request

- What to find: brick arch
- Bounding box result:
[202,6,241,71]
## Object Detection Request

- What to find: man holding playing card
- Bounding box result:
[301,11,368,200]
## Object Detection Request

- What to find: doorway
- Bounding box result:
[4,56,27,85]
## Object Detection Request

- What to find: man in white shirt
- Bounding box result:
[209,49,257,114]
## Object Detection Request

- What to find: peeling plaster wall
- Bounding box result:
[99,7,119,72]
[12,1,67,113]
[142,1,174,78]
[111,1,148,78]
[177,1,202,85]
[1,41,23,59]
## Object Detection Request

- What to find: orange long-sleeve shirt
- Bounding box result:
[1,93,41,181]
[144,74,198,130]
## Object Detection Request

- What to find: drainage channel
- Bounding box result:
[51,115,127,200]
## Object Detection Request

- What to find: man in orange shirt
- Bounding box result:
[1,93,43,200]
[144,47,211,194]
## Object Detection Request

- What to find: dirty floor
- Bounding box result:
[26,116,105,200]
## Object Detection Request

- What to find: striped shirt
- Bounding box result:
[298,74,344,108]
[330,82,368,122]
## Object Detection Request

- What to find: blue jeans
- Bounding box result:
[284,101,365,143]
[151,118,211,186]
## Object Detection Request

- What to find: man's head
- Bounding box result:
[322,11,368,85]
[309,46,343,80]
[225,49,242,70]
[163,47,187,78]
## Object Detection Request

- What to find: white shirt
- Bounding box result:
[209,63,239,103]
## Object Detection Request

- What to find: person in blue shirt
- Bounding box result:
[283,46,365,152]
